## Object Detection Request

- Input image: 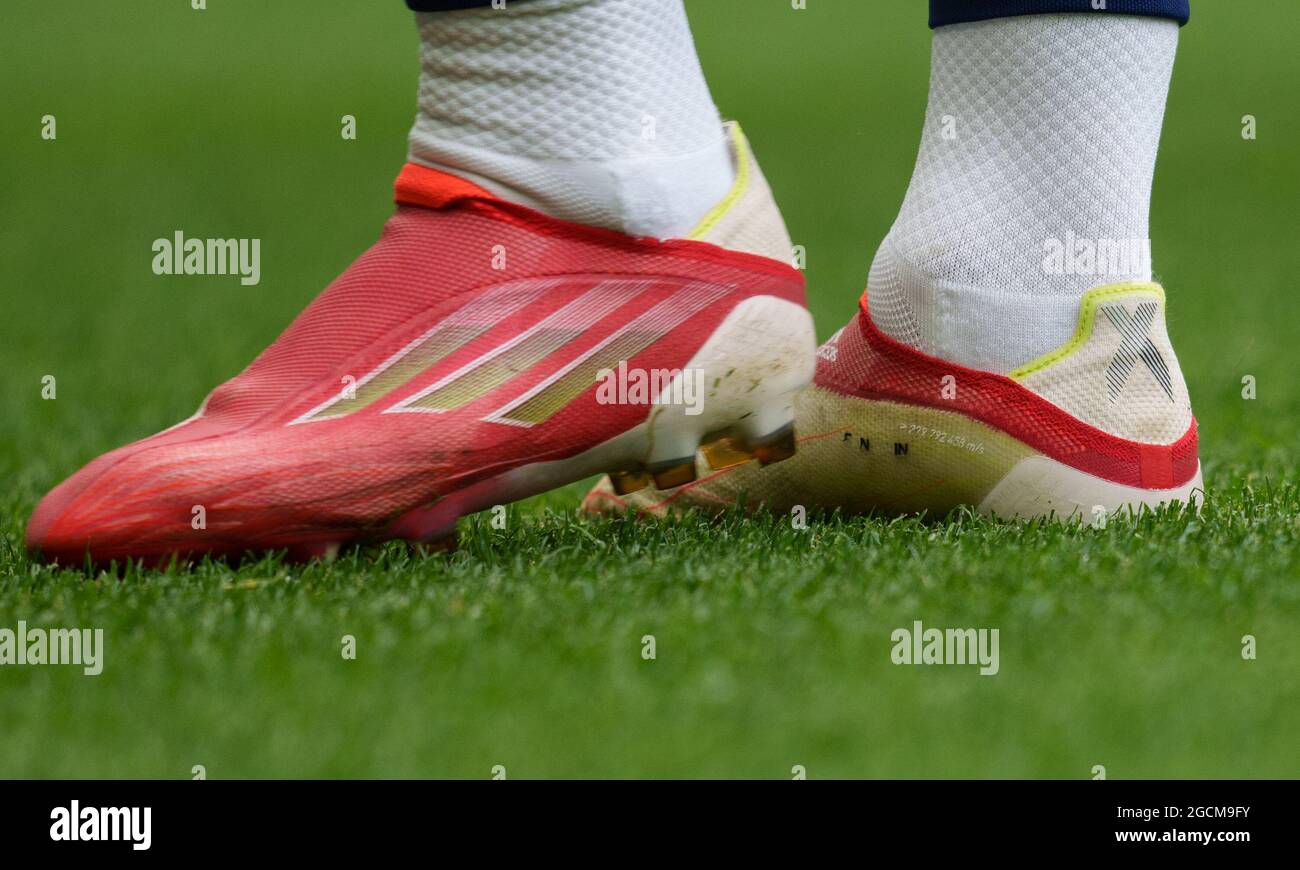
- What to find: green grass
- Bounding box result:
[2,0,1298,778]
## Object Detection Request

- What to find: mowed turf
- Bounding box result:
[1,1,1298,778]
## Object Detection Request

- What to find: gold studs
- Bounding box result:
[651,460,697,490]
[609,469,653,495]
[752,425,797,466]
[608,419,797,494]
[700,435,755,471]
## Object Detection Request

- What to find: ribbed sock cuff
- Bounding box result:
[407,0,512,10]
[929,0,1189,28]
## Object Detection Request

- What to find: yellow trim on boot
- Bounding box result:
[686,123,753,240]
[1009,281,1167,381]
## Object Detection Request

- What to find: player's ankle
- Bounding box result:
[865,234,1147,374]
[407,133,735,239]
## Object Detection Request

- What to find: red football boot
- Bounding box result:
[28,125,816,565]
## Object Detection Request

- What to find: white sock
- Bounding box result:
[868,14,1179,373]
[407,0,734,240]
